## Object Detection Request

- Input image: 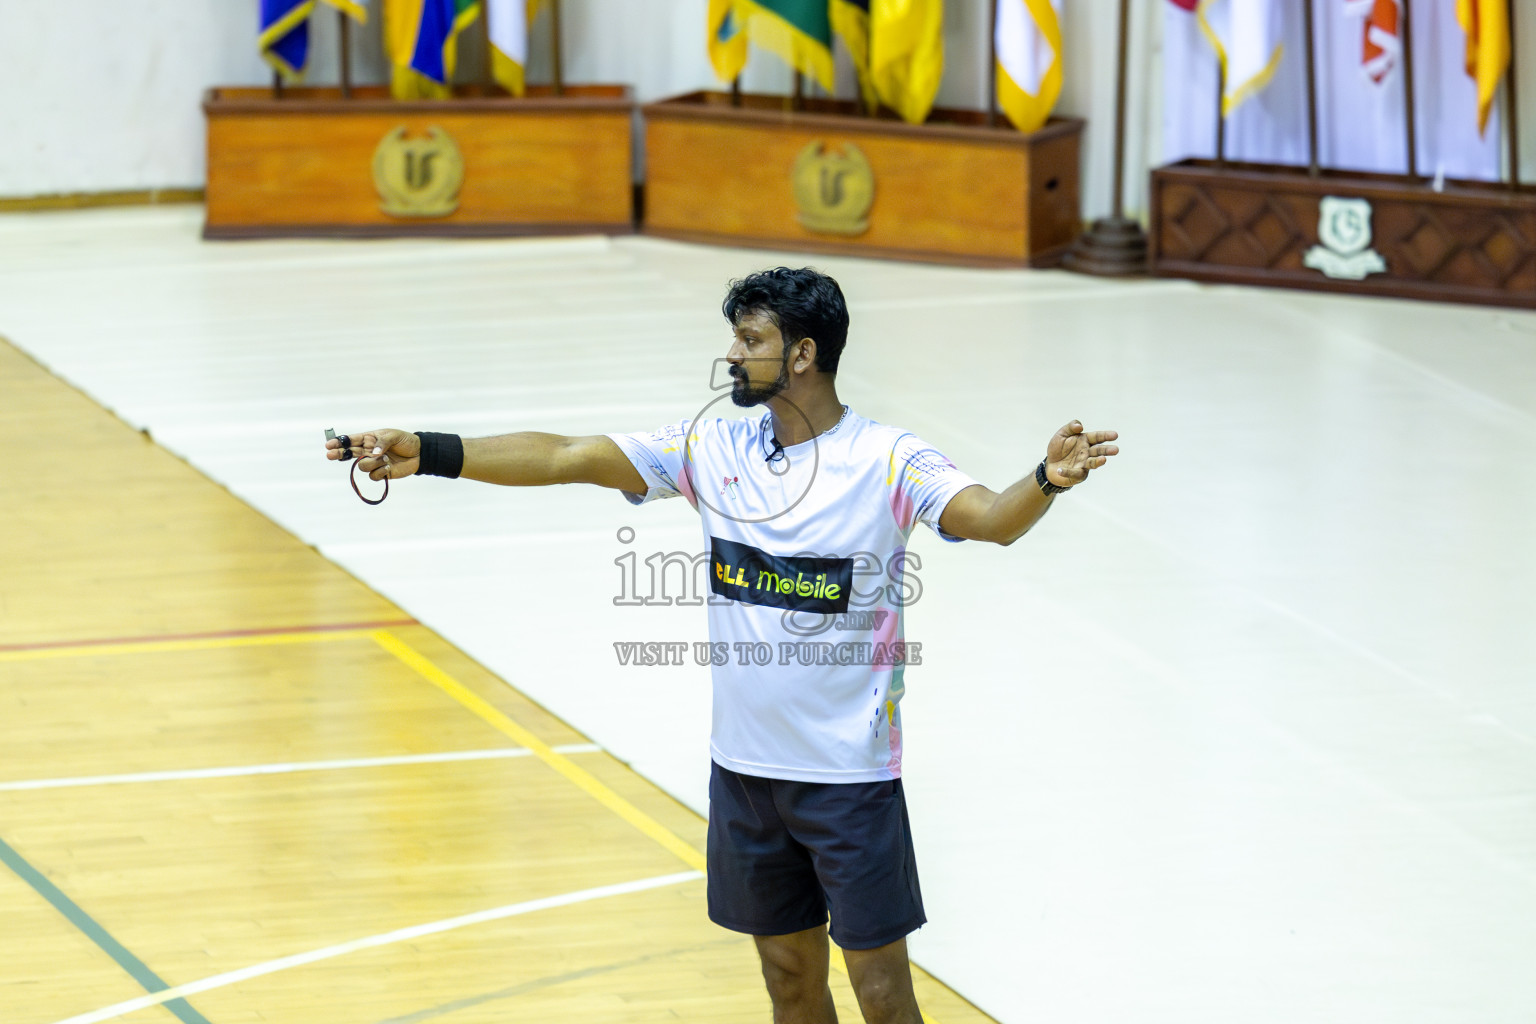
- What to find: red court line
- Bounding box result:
[0,619,420,654]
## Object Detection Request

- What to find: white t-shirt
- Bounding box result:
[606,405,980,783]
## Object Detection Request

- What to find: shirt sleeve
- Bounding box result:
[888,432,982,543]
[604,418,697,507]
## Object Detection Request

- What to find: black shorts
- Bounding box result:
[706,760,926,950]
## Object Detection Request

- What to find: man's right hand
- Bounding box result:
[325,429,421,480]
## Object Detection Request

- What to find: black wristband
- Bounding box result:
[415,431,464,479]
[1035,460,1069,496]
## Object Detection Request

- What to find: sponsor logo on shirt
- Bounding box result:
[710,536,852,614]
[720,474,740,498]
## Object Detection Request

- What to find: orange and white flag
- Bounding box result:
[1345,0,1400,84]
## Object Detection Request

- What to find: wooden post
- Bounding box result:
[987,0,998,127]
[1303,0,1319,176]
[550,0,565,96]
[1401,0,1419,177]
[339,8,353,99]
[1509,0,1522,188]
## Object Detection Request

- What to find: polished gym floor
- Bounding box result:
[2,206,1533,1024]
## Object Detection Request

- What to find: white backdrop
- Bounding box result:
[0,3,1533,229]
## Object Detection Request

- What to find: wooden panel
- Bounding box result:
[1151,159,1536,309]
[204,88,634,236]
[643,92,1082,266]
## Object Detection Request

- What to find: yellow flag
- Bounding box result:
[488,0,546,96]
[1457,0,1511,136]
[869,0,943,124]
[708,0,749,82]
[995,0,1062,133]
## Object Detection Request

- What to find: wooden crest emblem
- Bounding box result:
[791,141,875,236]
[372,126,464,218]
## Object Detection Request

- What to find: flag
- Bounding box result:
[1166,0,1197,9]
[487,0,545,95]
[387,0,480,99]
[995,0,1062,133]
[1457,0,1510,135]
[708,0,749,83]
[870,0,944,124]
[1344,0,1401,85]
[261,0,367,81]
[736,0,835,91]
[830,0,877,110]
[260,0,316,80]
[1196,0,1284,116]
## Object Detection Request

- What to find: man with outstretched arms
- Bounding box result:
[325,267,1119,1024]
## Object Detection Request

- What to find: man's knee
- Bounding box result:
[755,929,830,1001]
[845,940,919,1024]
[852,967,912,1020]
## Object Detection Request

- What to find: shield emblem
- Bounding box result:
[1318,196,1373,256]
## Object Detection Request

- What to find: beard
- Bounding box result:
[729,355,791,407]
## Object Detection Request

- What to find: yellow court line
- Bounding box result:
[370,629,708,873]
[370,629,943,1023]
[0,629,378,664]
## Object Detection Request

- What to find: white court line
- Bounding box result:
[0,745,602,792]
[48,870,704,1024]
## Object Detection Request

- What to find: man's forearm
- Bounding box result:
[459,432,575,487]
[984,474,1056,545]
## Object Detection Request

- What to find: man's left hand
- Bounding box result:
[1045,420,1120,488]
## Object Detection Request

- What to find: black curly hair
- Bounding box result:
[722,267,849,374]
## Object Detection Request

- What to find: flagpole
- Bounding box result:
[1303,0,1319,176]
[1400,0,1419,178]
[987,0,998,127]
[482,5,494,93]
[731,75,742,107]
[550,0,565,96]
[866,26,876,117]
[794,72,805,110]
[1508,0,1521,189]
[1215,61,1226,167]
[339,8,353,99]
[1110,0,1130,218]
[1062,0,1147,275]
[273,71,284,100]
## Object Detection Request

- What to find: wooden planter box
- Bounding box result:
[203,85,634,239]
[642,91,1083,267]
[1151,159,1536,309]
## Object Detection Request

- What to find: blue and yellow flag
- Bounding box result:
[260,0,317,80]
[737,0,835,91]
[708,0,749,83]
[261,0,367,81]
[387,0,481,98]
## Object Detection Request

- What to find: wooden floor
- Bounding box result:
[0,336,994,1024]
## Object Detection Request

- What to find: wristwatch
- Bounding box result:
[1035,460,1070,496]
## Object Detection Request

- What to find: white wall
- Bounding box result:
[2,1,1535,219]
